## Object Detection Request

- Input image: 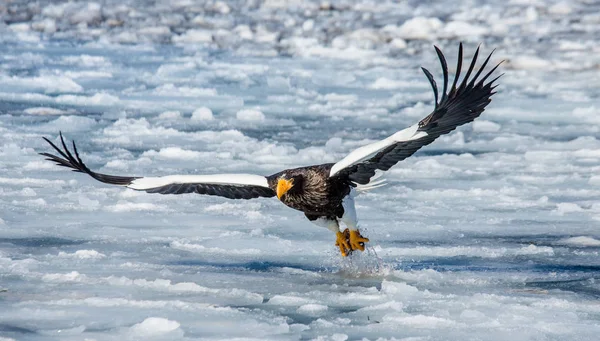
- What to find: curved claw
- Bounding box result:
[349,230,370,251]
[335,230,351,257]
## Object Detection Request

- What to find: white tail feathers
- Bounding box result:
[354,171,387,192]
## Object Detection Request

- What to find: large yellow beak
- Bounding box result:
[276,178,294,199]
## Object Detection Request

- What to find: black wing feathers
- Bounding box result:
[336,44,502,185]
[40,132,136,186]
[40,133,276,200]
[145,183,275,199]
[143,182,274,199]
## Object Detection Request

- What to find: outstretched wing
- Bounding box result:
[40,133,276,200]
[329,43,503,184]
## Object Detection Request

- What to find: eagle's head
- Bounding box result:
[276,174,304,200]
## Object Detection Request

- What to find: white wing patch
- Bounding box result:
[128,174,270,190]
[329,123,428,177]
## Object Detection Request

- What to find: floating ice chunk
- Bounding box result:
[472,120,501,133]
[62,55,111,67]
[236,109,265,121]
[78,195,101,209]
[572,106,599,124]
[359,301,404,312]
[385,245,554,258]
[153,84,217,97]
[106,275,264,304]
[19,188,37,197]
[515,244,554,256]
[459,309,487,322]
[325,137,343,150]
[555,203,584,215]
[369,77,413,90]
[589,175,600,185]
[267,76,290,89]
[557,236,600,247]
[0,75,83,94]
[12,198,47,208]
[211,1,231,14]
[64,70,113,79]
[0,143,35,157]
[381,281,420,296]
[9,23,30,33]
[129,317,182,338]
[58,250,106,259]
[268,295,315,306]
[143,147,202,160]
[171,241,262,255]
[255,25,278,43]
[263,0,312,8]
[24,107,72,115]
[31,19,57,34]
[234,25,254,40]
[173,29,213,43]
[38,325,86,336]
[549,2,572,14]
[394,17,443,40]
[297,304,328,316]
[138,26,171,38]
[525,6,538,21]
[442,21,489,38]
[113,31,139,44]
[55,93,120,107]
[323,93,357,103]
[42,271,87,283]
[158,111,182,119]
[302,19,315,31]
[389,38,407,49]
[70,2,102,25]
[508,56,552,70]
[191,107,214,121]
[42,3,70,18]
[382,314,457,329]
[0,177,65,186]
[41,116,97,132]
[105,202,168,212]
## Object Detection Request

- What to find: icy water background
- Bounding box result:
[1,0,600,340]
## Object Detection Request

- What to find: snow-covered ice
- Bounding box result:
[1,0,600,340]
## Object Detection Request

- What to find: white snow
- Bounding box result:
[236,109,266,121]
[0,75,83,94]
[58,250,106,259]
[129,317,182,337]
[472,120,502,133]
[191,107,214,121]
[157,111,182,120]
[24,107,72,116]
[393,17,443,40]
[557,236,600,247]
[173,29,213,43]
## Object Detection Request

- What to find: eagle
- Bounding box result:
[41,44,502,257]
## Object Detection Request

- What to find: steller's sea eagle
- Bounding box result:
[41,44,502,257]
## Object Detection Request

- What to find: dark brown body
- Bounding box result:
[267,163,351,219]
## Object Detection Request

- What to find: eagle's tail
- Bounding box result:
[354,172,387,192]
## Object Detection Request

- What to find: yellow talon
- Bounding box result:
[335,230,351,257]
[349,230,370,251]
[335,229,369,256]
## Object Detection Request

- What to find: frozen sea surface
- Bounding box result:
[1,0,600,340]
